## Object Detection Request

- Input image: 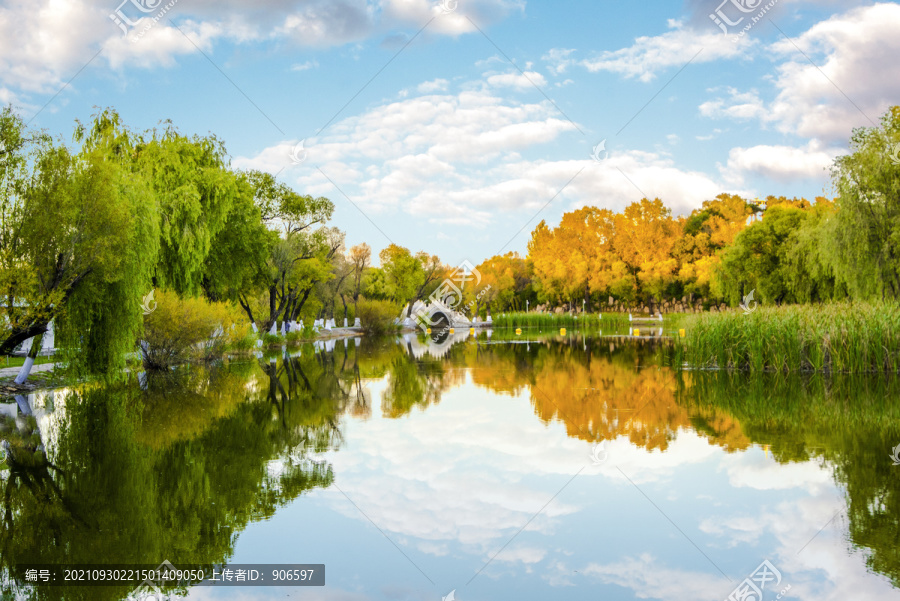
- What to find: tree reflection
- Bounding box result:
[0,350,349,600]
[2,333,899,594]
[679,371,900,587]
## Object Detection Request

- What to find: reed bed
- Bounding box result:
[677,302,900,373]
[491,312,630,330]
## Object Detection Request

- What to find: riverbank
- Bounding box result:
[0,328,366,393]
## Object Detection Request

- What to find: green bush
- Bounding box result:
[356,298,399,336]
[285,331,304,343]
[262,333,283,347]
[229,330,258,352]
[141,289,251,369]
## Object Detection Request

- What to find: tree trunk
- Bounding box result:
[15,332,44,385]
[0,323,50,357]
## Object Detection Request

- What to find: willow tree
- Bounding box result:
[829,105,900,300]
[134,122,243,296]
[0,107,159,377]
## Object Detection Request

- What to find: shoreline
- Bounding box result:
[0,328,367,394]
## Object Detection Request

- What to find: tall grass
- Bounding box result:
[678,301,900,373]
[492,312,630,329]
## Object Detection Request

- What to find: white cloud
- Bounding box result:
[723,141,839,184]
[417,78,449,93]
[699,88,767,121]
[766,3,900,141]
[699,3,900,142]
[541,47,576,76]
[291,59,319,71]
[582,20,755,82]
[578,554,725,599]
[234,72,737,229]
[485,70,548,90]
[0,0,522,93]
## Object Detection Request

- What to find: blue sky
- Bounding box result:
[2,0,898,266]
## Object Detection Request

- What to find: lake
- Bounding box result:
[1,329,899,600]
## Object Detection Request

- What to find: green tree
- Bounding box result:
[0,108,158,378]
[235,171,337,332]
[829,106,900,299]
[717,205,808,305]
[133,121,242,297]
[378,245,443,318]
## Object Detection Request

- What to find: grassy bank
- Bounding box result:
[677,302,900,372]
[492,312,630,330]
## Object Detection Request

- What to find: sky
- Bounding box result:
[2,0,899,267]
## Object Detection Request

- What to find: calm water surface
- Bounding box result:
[2,329,899,600]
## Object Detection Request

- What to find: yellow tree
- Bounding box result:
[674,193,753,297]
[348,243,371,314]
[528,221,566,304]
[613,198,680,301]
[475,252,533,313]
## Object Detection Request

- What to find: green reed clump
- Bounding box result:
[491,312,630,330]
[678,302,900,372]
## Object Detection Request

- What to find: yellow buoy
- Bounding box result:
[560,328,566,335]
[449,328,455,334]
[633,328,640,336]
[679,328,685,338]
[470,327,475,335]
[426,328,431,334]
[515,328,522,335]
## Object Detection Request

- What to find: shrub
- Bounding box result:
[229,330,258,352]
[356,298,400,336]
[262,333,283,346]
[141,289,250,369]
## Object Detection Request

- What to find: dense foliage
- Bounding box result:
[1,104,899,377]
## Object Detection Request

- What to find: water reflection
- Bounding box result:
[0,333,897,600]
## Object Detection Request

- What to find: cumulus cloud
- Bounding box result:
[722,141,840,184]
[0,0,521,94]
[699,88,768,121]
[581,19,755,82]
[417,78,449,93]
[234,73,735,229]
[699,3,900,142]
